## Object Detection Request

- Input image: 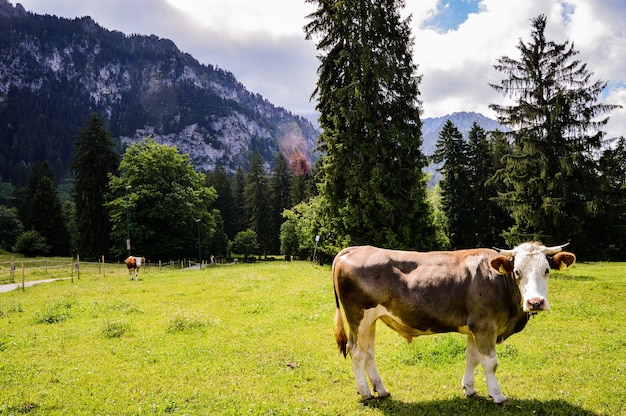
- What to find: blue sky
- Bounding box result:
[13,0,626,136]
[422,0,483,32]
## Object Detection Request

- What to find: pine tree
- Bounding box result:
[244,151,271,256]
[269,153,293,254]
[26,163,69,256]
[490,14,621,248]
[72,114,119,259]
[231,167,247,237]
[305,0,436,249]
[432,120,472,248]
[206,166,236,239]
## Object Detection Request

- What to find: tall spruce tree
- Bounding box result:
[489,14,621,250]
[432,120,472,248]
[305,0,436,249]
[72,114,119,259]
[206,166,236,239]
[26,163,69,256]
[269,153,293,254]
[244,151,271,256]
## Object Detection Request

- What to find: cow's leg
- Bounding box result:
[347,331,373,399]
[347,306,390,400]
[473,332,507,404]
[462,335,480,398]
[364,322,390,398]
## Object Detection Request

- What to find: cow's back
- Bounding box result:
[333,246,521,340]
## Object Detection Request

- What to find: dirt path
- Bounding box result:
[0,277,71,293]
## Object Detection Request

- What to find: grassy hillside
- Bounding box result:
[1,261,624,415]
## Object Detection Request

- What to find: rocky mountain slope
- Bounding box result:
[0,1,504,187]
[0,0,319,184]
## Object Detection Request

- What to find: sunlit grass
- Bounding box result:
[0,261,624,415]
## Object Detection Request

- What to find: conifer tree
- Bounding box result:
[432,120,472,248]
[206,166,236,239]
[269,153,293,253]
[72,114,119,259]
[490,14,621,248]
[244,151,271,256]
[305,0,436,249]
[26,163,69,256]
[231,167,247,237]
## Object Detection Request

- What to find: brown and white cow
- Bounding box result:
[125,256,145,280]
[332,242,576,404]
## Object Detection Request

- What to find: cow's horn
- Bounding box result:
[545,242,570,255]
[493,247,514,256]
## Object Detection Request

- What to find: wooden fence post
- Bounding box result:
[10,256,15,283]
[21,262,25,291]
[102,255,105,277]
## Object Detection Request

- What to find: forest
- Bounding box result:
[1,6,625,262]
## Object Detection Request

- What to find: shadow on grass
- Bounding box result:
[365,395,599,416]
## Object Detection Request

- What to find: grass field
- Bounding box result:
[0,260,625,415]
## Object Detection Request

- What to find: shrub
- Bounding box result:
[12,230,50,257]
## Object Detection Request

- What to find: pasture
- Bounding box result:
[0,260,624,415]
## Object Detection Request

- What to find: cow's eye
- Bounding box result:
[514,270,521,279]
[545,268,550,275]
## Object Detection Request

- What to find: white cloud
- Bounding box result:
[13,0,626,135]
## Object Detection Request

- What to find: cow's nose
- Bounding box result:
[526,298,545,311]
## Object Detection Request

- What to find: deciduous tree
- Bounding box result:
[107,139,216,260]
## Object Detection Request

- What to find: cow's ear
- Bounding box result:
[490,256,513,275]
[550,252,576,271]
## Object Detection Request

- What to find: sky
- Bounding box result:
[13,0,626,137]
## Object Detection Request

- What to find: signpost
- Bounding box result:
[312,235,320,264]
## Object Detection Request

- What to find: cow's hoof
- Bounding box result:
[496,399,510,406]
[377,392,391,400]
[466,392,479,399]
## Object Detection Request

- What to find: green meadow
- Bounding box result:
[0,260,625,415]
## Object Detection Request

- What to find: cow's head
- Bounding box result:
[490,243,576,312]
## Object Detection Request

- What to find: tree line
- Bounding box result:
[1,6,624,262]
[0,113,318,262]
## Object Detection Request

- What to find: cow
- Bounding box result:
[332,242,576,404]
[125,256,145,280]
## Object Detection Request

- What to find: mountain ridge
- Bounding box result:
[0,0,319,184]
[0,1,505,186]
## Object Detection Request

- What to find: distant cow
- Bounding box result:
[332,242,575,404]
[125,256,145,280]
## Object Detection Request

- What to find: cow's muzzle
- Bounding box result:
[525,297,546,312]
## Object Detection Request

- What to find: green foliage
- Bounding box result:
[305,0,437,250]
[101,321,131,339]
[106,138,217,260]
[432,122,511,249]
[231,229,260,260]
[433,120,473,248]
[244,151,272,255]
[269,153,293,254]
[32,298,75,324]
[490,15,623,255]
[72,114,119,259]
[12,230,49,257]
[25,163,69,256]
[0,205,23,250]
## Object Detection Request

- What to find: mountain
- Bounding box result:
[421,111,506,157]
[0,0,319,185]
[421,111,507,184]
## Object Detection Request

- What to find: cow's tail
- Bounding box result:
[332,260,348,358]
